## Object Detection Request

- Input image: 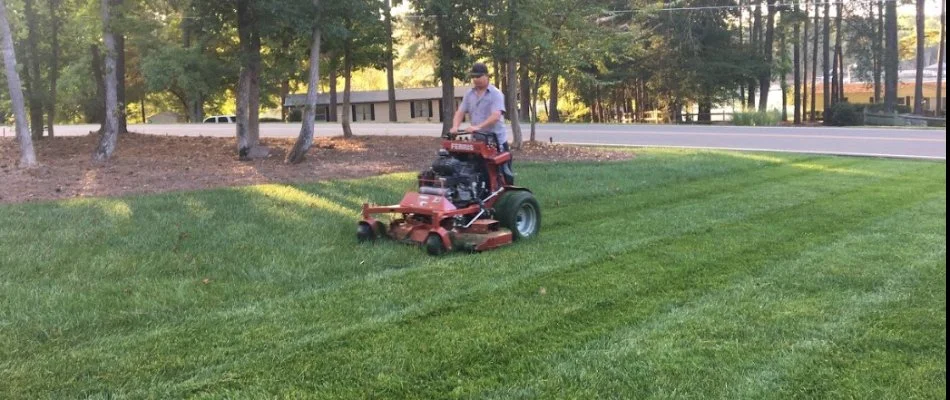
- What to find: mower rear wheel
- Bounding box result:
[425,233,447,256]
[357,222,375,242]
[495,191,541,240]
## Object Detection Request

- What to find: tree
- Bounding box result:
[757,0,776,112]
[383,0,399,122]
[810,2,818,120]
[287,0,321,164]
[937,0,945,115]
[410,0,477,133]
[793,0,801,124]
[0,0,37,167]
[94,0,119,161]
[822,0,830,120]
[913,0,925,115]
[883,0,898,113]
[47,0,60,137]
[23,0,44,139]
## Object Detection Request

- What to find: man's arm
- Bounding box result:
[451,109,466,132]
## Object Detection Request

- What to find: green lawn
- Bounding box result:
[0,148,945,399]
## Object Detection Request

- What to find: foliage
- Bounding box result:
[732,110,781,126]
[827,101,863,126]
[0,150,945,397]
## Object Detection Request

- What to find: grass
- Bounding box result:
[0,148,945,399]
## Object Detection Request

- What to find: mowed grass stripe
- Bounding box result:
[306,161,942,398]
[105,159,938,396]
[0,150,943,399]
[476,193,945,399]
[1,155,929,397]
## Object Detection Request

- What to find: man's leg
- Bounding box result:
[500,142,514,185]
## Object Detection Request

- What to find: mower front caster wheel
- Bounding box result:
[425,233,447,256]
[357,222,374,242]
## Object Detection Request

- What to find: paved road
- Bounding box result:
[15,122,945,160]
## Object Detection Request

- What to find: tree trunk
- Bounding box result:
[341,32,353,139]
[822,0,831,121]
[529,69,541,142]
[781,29,788,121]
[23,0,44,139]
[0,0,37,167]
[280,79,289,121]
[94,0,119,161]
[287,0,321,164]
[249,30,261,144]
[507,58,522,149]
[834,0,843,104]
[384,0,397,122]
[874,1,883,103]
[794,1,801,125]
[235,0,253,158]
[758,0,776,112]
[748,1,761,109]
[90,45,105,124]
[913,0,926,115]
[548,72,560,122]
[116,33,127,134]
[831,43,839,104]
[519,59,530,122]
[47,0,59,137]
[884,0,898,113]
[329,58,338,122]
[436,15,455,133]
[937,0,945,115]
[810,4,819,120]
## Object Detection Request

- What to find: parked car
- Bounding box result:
[203,115,236,123]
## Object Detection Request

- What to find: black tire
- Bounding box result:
[425,233,446,256]
[357,222,375,243]
[374,221,387,239]
[494,191,541,240]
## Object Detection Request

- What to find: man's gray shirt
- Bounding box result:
[460,84,507,144]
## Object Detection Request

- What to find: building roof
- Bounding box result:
[284,86,470,107]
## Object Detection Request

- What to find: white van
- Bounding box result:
[203,115,236,123]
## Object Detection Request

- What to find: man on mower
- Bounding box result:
[450,62,515,184]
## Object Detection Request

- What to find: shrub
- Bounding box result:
[827,102,863,126]
[731,110,781,126]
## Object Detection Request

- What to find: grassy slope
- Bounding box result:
[0,149,945,399]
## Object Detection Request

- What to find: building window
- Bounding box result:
[411,100,433,118]
[352,104,374,121]
[869,97,875,103]
[898,97,906,105]
[315,106,329,122]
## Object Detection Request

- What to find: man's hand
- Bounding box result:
[463,125,480,133]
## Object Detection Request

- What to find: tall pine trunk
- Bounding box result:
[802,1,809,122]
[874,1,883,103]
[384,0,397,122]
[47,0,59,136]
[913,0,926,115]
[794,1,801,124]
[884,0,898,113]
[341,30,353,139]
[287,0,321,164]
[810,4,819,121]
[822,0,830,121]
[758,0,776,112]
[23,0,43,139]
[0,0,37,167]
[94,0,119,161]
[548,73,560,122]
[937,0,945,115]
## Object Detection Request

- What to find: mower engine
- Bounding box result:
[419,149,488,207]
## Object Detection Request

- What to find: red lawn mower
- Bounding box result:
[358,130,541,255]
